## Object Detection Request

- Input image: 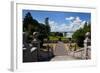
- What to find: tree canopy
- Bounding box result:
[72,22,91,47]
[23,12,51,47]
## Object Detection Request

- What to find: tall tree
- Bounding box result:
[72,22,91,47]
[23,12,34,32]
[45,17,51,37]
[23,12,39,33]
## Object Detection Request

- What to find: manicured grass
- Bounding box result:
[49,36,59,41]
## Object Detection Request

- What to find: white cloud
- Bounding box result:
[49,20,70,32]
[65,16,75,20]
[71,17,86,31]
[49,17,87,38]
[49,17,86,32]
[79,21,86,28]
[49,20,58,32]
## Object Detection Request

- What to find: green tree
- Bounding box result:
[23,12,51,47]
[45,17,51,37]
[23,12,39,33]
[72,22,91,47]
[23,12,33,32]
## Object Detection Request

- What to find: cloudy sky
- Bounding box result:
[23,10,91,32]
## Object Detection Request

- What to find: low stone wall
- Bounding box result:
[73,47,91,59]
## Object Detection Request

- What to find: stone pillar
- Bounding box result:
[31,32,40,61]
[84,32,91,59]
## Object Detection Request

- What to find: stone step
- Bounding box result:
[51,55,79,61]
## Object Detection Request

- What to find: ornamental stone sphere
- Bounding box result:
[85,32,90,37]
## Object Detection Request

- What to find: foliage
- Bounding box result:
[72,22,91,47]
[50,32,63,37]
[23,12,51,47]
[23,12,39,32]
[49,36,67,41]
[45,17,51,37]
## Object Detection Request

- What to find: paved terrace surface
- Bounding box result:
[51,55,79,61]
[54,41,67,56]
[51,41,79,61]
